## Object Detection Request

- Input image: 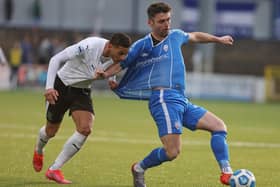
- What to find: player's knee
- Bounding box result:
[77,126,92,136]
[217,119,227,132]
[45,131,56,138]
[166,148,180,160]
[210,118,227,133]
[46,123,60,138]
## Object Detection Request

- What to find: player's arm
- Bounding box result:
[188,32,233,45]
[95,48,132,79]
[96,60,120,89]
[94,63,122,90]
[45,46,76,104]
[45,52,66,104]
[95,40,142,88]
[105,63,123,89]
[102,40,142,78]
[103,63,123,78]
[45,42,85,104]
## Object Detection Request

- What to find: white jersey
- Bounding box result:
[45,37,113,89]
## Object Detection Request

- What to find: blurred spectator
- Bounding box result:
[4,0,13,23]
[20,35,33,64]
[37,37,52,86]
[73,32,83,43]
[0,46,8,66]
[9,41,22,89]
[51,37,65,55]
[38,37,53,65]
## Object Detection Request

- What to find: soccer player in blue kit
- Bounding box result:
[103,2,234,187]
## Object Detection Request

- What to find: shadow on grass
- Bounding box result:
[0,178,51,186]
[0,176,131,187]
[2,181,131,187]
[95,185,131,187]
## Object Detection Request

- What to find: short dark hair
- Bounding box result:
[110,33,131,48]
[147,2,171,19]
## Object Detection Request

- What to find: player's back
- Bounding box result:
[58,37,110,88]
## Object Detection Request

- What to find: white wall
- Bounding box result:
[186,73,265,103]
[0,65,10,90]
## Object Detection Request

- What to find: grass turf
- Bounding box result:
[0,90,279,187]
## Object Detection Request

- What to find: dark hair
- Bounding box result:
[110,33,131,48]
[147,2,171,19]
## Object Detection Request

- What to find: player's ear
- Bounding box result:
[148,18,153,26]
[108,43,113,49]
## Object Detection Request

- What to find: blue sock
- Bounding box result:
[211,131,232,172]
[140,147,170,170]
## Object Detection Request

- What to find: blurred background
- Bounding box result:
[0,0,279,102]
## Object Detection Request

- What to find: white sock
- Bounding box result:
[49,131,87,170]
[222,166,233,174]
[35,126,50,154]
[134,162,145,173]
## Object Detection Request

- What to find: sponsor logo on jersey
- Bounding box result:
[141,53,149,57]
[163,44,168,52]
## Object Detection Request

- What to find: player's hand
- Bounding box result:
[94,69,106,80]
[219,35,234,45]
[108,80,119,90]
[44,88,59,105]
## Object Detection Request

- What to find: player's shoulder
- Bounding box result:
[169,29,189,44]
[134,34,150,45]
[67,36,107,56]
[131,34,152,52]
[76,36,107,52]
[80,36,107,46]
[169,29,188,37]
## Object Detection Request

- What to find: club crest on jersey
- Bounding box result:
[163,44,168,52]
[175,121,181,130]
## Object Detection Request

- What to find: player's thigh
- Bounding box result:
[46,76,69,124]
[182,102,207,131]
[196,111,227,132]
[71,110,94,132]
[70,91,94,135]
[46,101,69,124]
[45,97,69,137]
[149,99,184,137]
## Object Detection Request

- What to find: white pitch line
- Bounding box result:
[0,132,280,148]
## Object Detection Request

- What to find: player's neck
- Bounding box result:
[102,42,110,57]
[151,33,163,42]
[151,33,162,46]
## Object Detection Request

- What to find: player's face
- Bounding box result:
[110,45,129,63]
[148,12,171,39]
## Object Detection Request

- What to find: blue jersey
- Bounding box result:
[114,29,189,100]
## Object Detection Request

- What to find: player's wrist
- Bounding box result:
[45,88,54,91]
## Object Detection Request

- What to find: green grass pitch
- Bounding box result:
[0,90,279,187]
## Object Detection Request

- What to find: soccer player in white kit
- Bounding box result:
[32,33,131,184]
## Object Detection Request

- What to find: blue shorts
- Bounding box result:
[149,89,207,137]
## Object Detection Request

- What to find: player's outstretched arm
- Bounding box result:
[188,32,234,45]
[95,63,122,79]
[216,35,234,45]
